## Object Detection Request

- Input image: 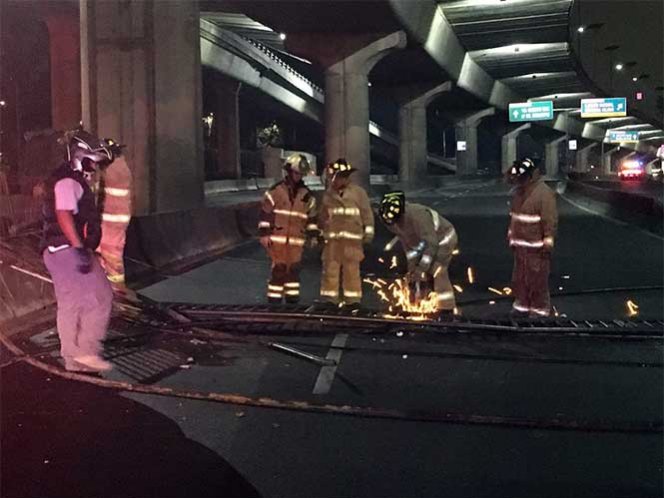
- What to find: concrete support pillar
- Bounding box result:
[602,146,619,175]
[213,75,241,179]
[397,82,452,183]
[289,31,406,189]
[576,143,598,172]
[501,124,531,173]
[80,0,203,215]
[544,135,567,178]
[325,33,406,188]
[45,15,81,130]
[454,108,494,176]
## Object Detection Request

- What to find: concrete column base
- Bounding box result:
[80,0,203,214]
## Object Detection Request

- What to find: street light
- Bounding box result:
[615,63,624,71]
[577,26,585,33]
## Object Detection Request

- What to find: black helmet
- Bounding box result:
[66,129,111,171]
[508,157,536,180]
[326,158,354,179]
[283,153,311,175]
[379,191,405,225]
[102,137,126,162]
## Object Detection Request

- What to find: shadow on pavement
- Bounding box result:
[1,361,261,498]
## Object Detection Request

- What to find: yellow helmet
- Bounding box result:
[283,154,311,175]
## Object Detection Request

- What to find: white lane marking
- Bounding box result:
[312,333,348,395]
[560,194,664,242]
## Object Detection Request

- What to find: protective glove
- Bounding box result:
[260,236,272,249]
[74,247,92,274]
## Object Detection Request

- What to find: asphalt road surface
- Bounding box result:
[3,180,662,498]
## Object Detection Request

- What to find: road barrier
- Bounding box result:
[565,181,663,235]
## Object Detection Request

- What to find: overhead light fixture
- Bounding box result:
[279,33,286,41]
[615,63,624,71]
[577,26,585,33]
[0,100,5,106]
[632,77,638,82]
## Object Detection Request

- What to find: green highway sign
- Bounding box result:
[607,130,639,143]
[509,101,554,122]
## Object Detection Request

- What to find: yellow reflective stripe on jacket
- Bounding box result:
[270,235,305,246]
[509,238,544,248]
[104,187,130,197]
[510,212,542,223]
[326,231,363,241]
[102,213,131,223]
[438,228,456,247]
[330,207,361,216]
[273,209,308,220]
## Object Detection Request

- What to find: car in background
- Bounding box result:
[618,160,646,181]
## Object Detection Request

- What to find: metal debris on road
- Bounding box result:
[268,342,337,367]
[467,267,475,284]
[488,287,504,296]
[453,284,463,293]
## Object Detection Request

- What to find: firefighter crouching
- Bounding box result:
[41,130,114,372]
[318,159,374,311]
[96,138,134,297]
[379,191,458,315]
[507,157,558,317]
[258,154,318,304]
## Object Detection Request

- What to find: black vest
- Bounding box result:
[40,164,101,252]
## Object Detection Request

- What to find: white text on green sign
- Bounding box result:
[509,101,553,122]
[608,130,639,143]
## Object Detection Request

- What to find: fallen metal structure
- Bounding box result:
[138,301,664,340]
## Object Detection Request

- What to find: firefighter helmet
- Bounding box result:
[66,129,112,172]
[102,137,126,163]
[283,153,311,175]
[326,158,354,178]
[379,191,405,225]
[508,157,536,180]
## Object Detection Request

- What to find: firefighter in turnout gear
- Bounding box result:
[507,157,558,317]
[41,129,114,373]
[379,191,458,313]
[318,159,374,310]
[258,154,318,303]
[96,138,133,296]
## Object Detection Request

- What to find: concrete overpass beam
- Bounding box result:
[288,31,407,188]
[80,0,203,215]
[544,135,567,178]
[398,82,453,183]
[453,108,494,176]
[501,123,531,173]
